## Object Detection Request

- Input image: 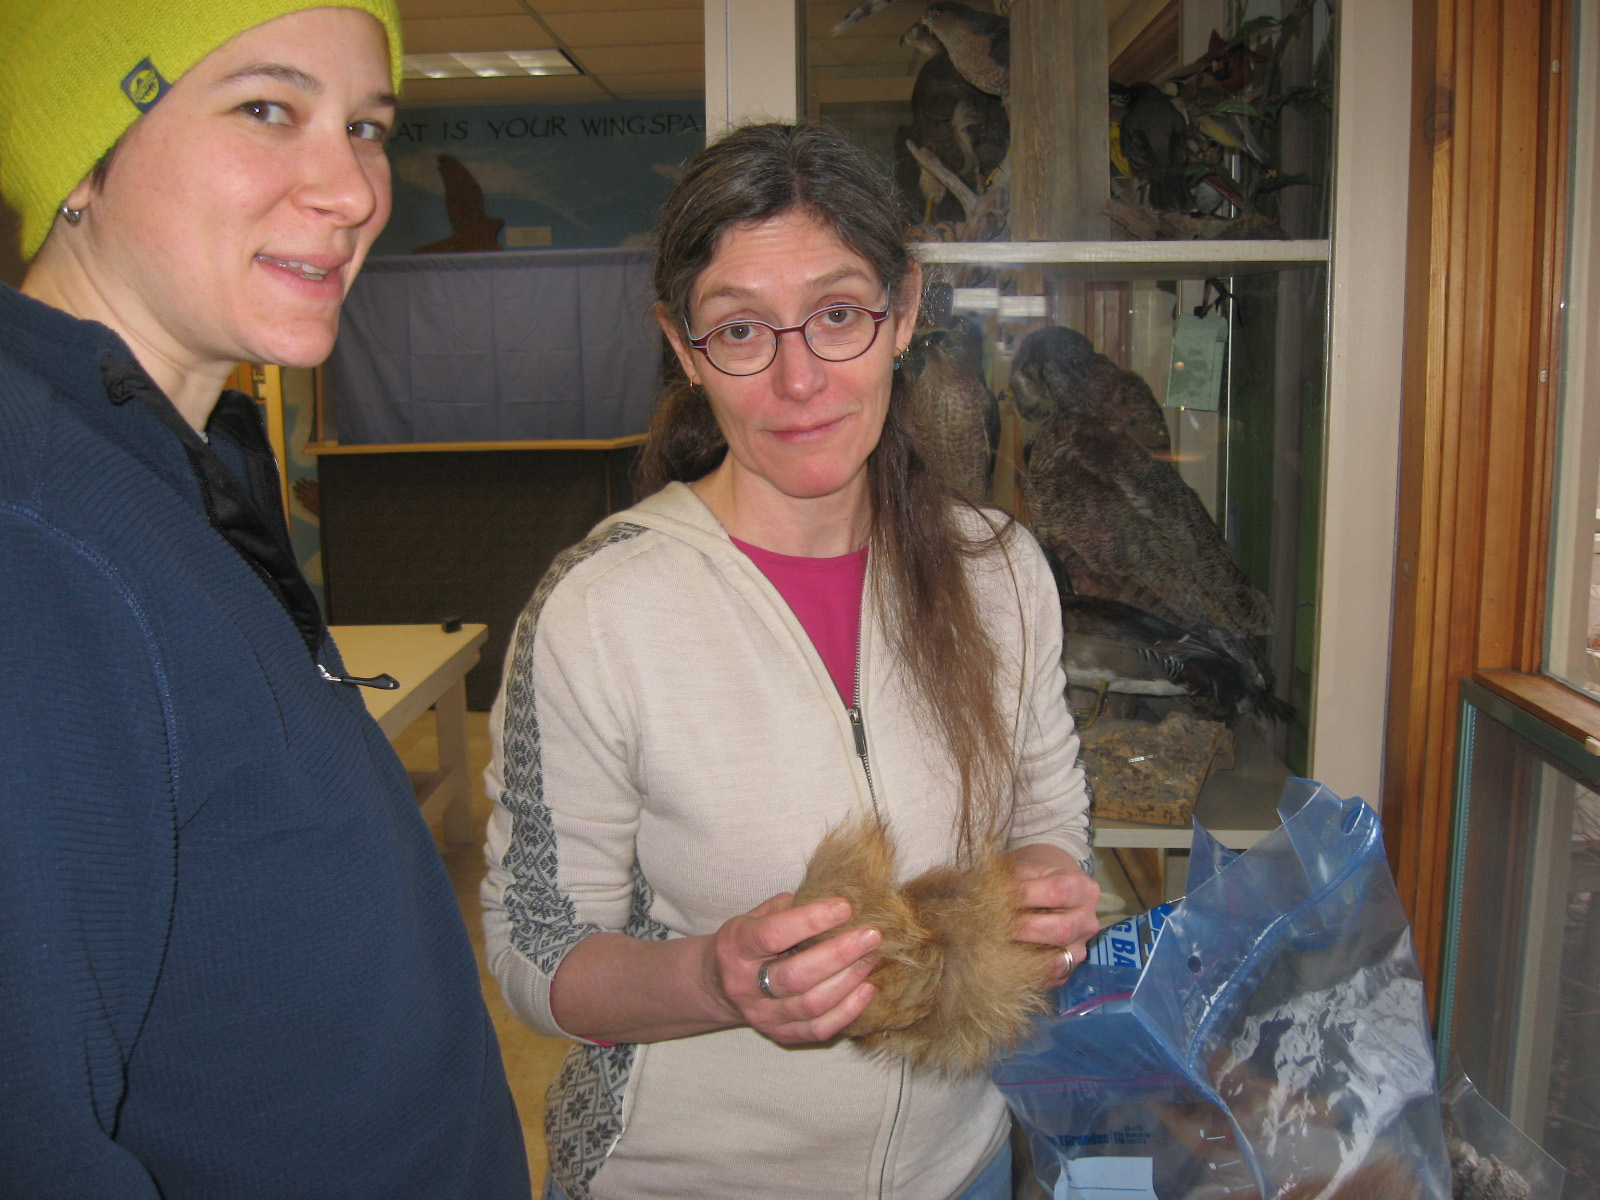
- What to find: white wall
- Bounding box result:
[703,0,801,138]
[1311,0,1414,805]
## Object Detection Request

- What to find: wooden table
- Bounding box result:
[330,623,489,845]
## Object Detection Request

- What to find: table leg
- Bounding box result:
[1112,847,1167,911]
[434,677,474,845]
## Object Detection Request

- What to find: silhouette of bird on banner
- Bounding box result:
[415,154,505,254]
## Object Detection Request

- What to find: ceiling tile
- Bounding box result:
[395,0,1126,109]
[402,14,551,52]
[398,74,611,105]
[575,44,702,74]
[541,9,701,47]
[534,0,701,11]
[398,0,526,18]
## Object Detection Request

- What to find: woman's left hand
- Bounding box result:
[1005,843,1101,987]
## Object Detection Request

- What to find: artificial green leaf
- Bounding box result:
[1211,96,1265,119]
[1227,15,1279,48]
[1254,172,1315,194]
[1283,84,1332,115]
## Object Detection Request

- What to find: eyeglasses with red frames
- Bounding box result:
[686,301,892,376]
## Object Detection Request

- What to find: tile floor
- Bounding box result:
[394,709,565,1190]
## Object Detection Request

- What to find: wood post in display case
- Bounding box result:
[1009,1,1119,348]
[1010,0,1110,245]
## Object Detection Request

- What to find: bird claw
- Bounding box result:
[1074,681,1112,730]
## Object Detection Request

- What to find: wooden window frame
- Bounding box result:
[1385,0,1582,1007]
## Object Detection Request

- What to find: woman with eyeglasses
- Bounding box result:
[482,122,1098,1200]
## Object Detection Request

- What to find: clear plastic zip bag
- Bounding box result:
[996,779,1454,1199]
[1441,1069,1566,1199]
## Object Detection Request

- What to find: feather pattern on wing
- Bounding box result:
[905,323,998,500]
[919,3,1010,99]
[1014,326,1273,641]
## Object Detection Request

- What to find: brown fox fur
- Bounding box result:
[792,819,1057,1075]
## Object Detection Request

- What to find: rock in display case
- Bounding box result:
[804,0,1338,828]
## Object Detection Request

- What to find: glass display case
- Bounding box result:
[798,1,1337,811]
[805,0,1333,245]
[702,0,1404,807]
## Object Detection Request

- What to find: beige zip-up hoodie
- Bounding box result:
[483,483,1091,1200]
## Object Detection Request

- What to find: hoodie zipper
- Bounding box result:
[845,606,882,824]
[845,601,902,1198]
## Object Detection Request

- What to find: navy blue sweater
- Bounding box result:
[0,284,528,1199]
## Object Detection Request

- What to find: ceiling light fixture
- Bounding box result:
[402,49,580,80]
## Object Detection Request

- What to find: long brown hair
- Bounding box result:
[638,122,1021,861]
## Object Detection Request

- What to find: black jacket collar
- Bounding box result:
[0,283,328,661]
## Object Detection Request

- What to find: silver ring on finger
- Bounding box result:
[757,960,779,1000]
[1061,948,1075,975]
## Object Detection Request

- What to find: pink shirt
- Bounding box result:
[731,537,868,704]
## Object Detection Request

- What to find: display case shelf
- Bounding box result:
[910,239,1331,278]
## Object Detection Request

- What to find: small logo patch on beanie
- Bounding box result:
[121,59,170,112]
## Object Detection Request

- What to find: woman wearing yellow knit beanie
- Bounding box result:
[1,0,405,422]
[0,7,530,1199]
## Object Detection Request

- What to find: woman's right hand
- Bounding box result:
[705,893,881,1045]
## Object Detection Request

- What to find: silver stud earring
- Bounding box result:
[60,204,85,225]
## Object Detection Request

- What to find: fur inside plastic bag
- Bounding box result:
[995,779,1451,1199]
[1440,1069,1566,1199]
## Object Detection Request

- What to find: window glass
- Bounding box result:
[1547,1,1600,696]
[1443,688,1600,1192]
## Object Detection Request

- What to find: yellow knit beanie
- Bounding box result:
[0,0,404,260]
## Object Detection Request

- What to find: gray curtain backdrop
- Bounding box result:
[326,248,661,443]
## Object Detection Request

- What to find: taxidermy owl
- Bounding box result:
[792,819,1056,1075]
[1013,326,1290,726]
[904,322,1000,500]
[1014,327,1273,645]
